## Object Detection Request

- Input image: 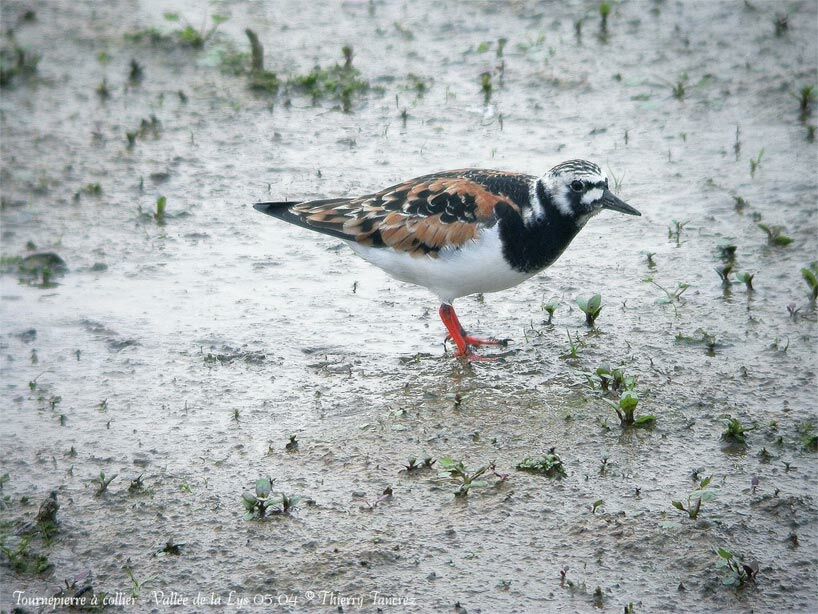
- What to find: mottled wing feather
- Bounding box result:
[290,170,532,257]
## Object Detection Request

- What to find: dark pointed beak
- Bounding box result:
[600,189,641,216]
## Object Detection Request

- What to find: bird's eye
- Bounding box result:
[570,180,584,192]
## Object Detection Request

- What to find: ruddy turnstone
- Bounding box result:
[254,159,640,360]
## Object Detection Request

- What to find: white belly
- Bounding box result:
[347,226,535,303]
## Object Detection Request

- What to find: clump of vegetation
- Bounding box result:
[599,2,612,36]
[242,477,300,519]
[717,244,737,262]
[715,548,758,587]
[285,435,299,451]
[562,330,584,360]
[749,148,764,177]
[0,42,40,88]
[593,365,634,393]
[668,219,688,245]
[576,294,602,327]
[607,390,654,428]
[672,475,716,520]
[672,74,688,100]
[801,262,818,301]
[403,457,435,473]
[516,448,566,479]
[480,71,493,104]
[758,223,792,246]
[795,85,815,120]
[163,12,228,48]
[541,300,558,324]
[92,471,117,496]
[290,46,370,112]
[715,264,733,287]
[722,418,754,447]
[647,277,690,315]
[437,458,503,497]
[154,196,167,225]
[1,536,52,575]
[736,272,755,291]
[245,29,279,94]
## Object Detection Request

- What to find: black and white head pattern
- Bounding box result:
[538,159,609,222]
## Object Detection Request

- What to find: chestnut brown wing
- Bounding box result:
[278,170,532,257]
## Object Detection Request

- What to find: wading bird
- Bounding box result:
[254,160,640,361]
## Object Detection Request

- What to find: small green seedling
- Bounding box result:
[481,71,492,104]
[721,418,754,446]
[92,471,116,496]
[758,223,793,246]
[672,74,688,100]
[242,478,300,519]
[592,499,604,514]
[801,262,818,301]
[404,457,435,472]
[285,435,298,451]
[794,85,815,119]
[576,294,602,327]
[715,264,733,286]
[438,458,491,497]
[715,548,758,587]
[516,447,566,479]
[542,300,558,324]
[717,244,737,262]
[1,536,52,575]
[749,149,764,177]
[736,272,754,291]
[128,59,143,83]
[562,329,583,359]
[599,2,612,34]
[128,474,145,493]
[593,365,635,393]
[672,475,715,519]
[606,390,654,427]
[154,196,167,224]
[668,220,688,245]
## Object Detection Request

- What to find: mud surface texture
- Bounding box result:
[1,0,817,612]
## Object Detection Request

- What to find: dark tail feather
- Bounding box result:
[252,198,356,242]
[253,201,298,216]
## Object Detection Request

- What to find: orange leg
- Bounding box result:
[439,304,504,361]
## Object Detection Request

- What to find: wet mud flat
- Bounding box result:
[1,0,817,611]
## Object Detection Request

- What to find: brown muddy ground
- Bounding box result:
[1,0,817,612]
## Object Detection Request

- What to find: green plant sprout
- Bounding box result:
[242,478,300,519]
[542,299,559,324]
[93,471,117,496]
[801,262,818,301]
[606,390,654,427]
[758,223,793,246]
[668,220,688,245]
[749,148,764,177]
[715,548,758,587]
[576,294,602,327]
[722,418,754,446]
[438,458,493,497]
[715,264,733,286]
[736,272,755,291]
[672,475,716,519]
[516,448,566,479]
[163,12,228,48]
[154,196,167,224]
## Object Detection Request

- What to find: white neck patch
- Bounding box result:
[539,173,573,216]
[525,178,545,224]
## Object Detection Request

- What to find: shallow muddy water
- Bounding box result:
[1,0,817,611]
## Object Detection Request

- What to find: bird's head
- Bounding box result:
[537,159,640,223]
